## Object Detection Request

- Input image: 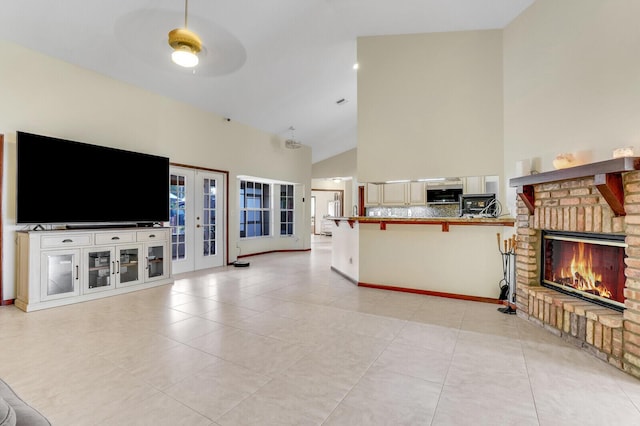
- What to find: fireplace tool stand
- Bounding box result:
[497,233,517,315]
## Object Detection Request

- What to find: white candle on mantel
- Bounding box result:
[515,159,531,176]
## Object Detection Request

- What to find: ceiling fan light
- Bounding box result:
[171,47,199,67]
[168,27,202,68]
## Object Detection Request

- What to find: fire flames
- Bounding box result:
[552,242,612,299]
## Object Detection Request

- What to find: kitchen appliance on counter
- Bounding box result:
[459,193,498,217]
[426,184,463,204]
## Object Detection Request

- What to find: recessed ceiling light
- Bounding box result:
[353,63,359,70]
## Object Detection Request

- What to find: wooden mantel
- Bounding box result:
[509,157,640,216]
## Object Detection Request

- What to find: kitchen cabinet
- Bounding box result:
[407,182,427,205]
[381,183,406,205]
[381,182,426,206]
[16,227,172,312]
[463,176,486,194]
[364,183,382,206]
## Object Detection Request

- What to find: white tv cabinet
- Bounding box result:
[15,227,173,312]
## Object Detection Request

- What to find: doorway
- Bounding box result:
[170,165,227,275]
[311,189,343,235]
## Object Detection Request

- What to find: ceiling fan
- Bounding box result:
[167,0,201,68]
[114,2,247,77]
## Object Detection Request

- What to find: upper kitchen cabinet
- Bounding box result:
[365,183,382,206]
[381,182,425,206]
[407,182,427,205]
[463,176,485,194]
[462,175,499,194]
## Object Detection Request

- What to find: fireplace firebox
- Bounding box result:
[542,231,626,312]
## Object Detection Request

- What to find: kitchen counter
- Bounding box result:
[329,216,516,302]
[329,216,514,231]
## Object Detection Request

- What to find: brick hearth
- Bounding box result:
[513,169,640,379]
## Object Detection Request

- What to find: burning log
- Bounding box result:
[552,273,612,298]
[574,271,589,289]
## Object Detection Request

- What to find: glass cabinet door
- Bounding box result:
[41,250,81,300]
[116,245,143,287]
[85,248,115,293]
[146,243,167,281]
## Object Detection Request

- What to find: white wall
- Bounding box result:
[312,148,356,180]
[0,39,311,300]
[312,148,358,216]
[357,30,504,182]
[504,0,640,177]
[330,221,358,282]
[358,223,509,299]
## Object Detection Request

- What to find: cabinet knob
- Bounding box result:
[62,239,73,243]
[111,236,120,240]
[149,234,156,238]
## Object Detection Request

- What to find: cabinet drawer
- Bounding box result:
[137,230,167,242]
[41,233,93,248]
[95,232,136,245]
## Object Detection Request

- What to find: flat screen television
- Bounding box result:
[17,131,169,225]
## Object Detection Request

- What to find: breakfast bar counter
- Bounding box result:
[329,216,515,302]
[346,216,514,230]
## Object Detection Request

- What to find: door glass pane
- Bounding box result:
[170,173,187,261]
[88,250,111,289]
[119,248,139,284]
[202,178,217,256]
[46,254,75,295]
[209,225,218,256]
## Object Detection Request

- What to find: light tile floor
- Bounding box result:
[2,235,640,425]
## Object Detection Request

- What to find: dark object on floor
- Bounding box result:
[233,260,250,267]
[497,305,517,315]
[0,378,51,425]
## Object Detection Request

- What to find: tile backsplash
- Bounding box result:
[366,204,459,218]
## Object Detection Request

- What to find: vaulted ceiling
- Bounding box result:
[0,0,534,163]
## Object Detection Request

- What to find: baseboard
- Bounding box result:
[357,282,502,305]
[235,248,311,260]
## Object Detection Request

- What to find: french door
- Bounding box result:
[170,166,226,275]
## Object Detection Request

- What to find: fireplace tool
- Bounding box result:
[497,233,517,314]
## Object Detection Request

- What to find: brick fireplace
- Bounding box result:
[510,157,640,379]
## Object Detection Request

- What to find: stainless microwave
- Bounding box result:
[426,187,463,203]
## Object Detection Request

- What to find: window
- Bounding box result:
[239,180,271,238]
[280,184,294,236]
